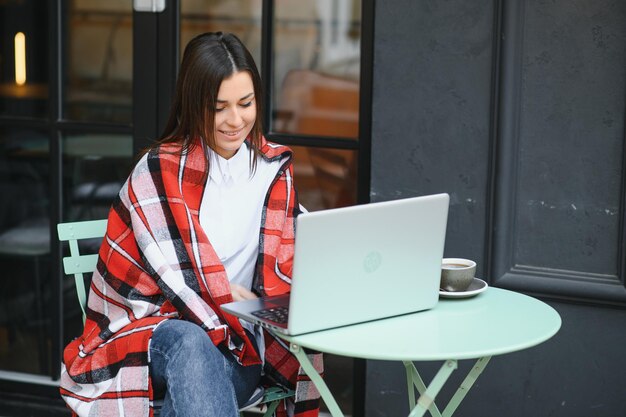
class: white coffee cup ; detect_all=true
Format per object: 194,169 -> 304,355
440,258 -> 476,292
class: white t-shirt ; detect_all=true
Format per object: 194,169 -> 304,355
198,143 -> 282,361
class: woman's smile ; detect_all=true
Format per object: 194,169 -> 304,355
218,128 -> 244,137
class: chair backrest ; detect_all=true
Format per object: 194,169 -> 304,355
57,219 -> 107,324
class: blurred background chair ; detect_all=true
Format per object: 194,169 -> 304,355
68,155 -> 127,221
273,69 -> 359,209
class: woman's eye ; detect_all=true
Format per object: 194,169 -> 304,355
240,101 -> 253,108
215,107 -> 225,112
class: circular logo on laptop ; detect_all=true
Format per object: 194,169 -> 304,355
363,251 -> 382,273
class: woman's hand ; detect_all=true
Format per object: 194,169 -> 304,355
230,283 -> 258,302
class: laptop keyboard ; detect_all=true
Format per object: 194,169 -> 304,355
251,306 -> 289,324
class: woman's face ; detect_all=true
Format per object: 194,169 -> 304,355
213,70 -> 257,159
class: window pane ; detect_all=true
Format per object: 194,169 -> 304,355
181,0 -> 262,64
62,133 -> 133,221
273,1 -> 361,139
61,133 -> 133,345
291,145 -> 357,211
65,1 -> 133,123
0,1 -> 49,118
0,128 -> 51,375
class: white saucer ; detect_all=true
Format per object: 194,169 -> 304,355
439,278 -> 488,299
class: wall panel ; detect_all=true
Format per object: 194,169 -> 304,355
493,0 -> 626,302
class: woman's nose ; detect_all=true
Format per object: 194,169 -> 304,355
225,107 -> 243,126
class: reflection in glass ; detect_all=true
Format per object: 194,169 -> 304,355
181,0 -> 262,64
62,133 -> 133,221
0,128 -> 51,375
62,133 -> 133,345
65,1 -> 133,123
0,0 -> 49,118
291,145 -> 357,211
273,1 -> 361,139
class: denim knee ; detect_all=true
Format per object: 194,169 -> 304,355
152,320 -> 211,356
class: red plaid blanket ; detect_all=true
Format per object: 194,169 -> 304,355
60,138 -> 322,416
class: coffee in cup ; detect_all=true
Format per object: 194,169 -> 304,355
440,258 -> 476,292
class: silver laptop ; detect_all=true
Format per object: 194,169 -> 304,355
221,193 -> 449,336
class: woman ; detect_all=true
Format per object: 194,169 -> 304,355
60,32 -> 322,417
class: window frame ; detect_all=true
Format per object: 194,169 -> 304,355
260,0 -> 372,205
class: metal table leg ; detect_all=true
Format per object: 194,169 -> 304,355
404,361 -> 444,417
404,357 -> 492,417
291,340 -> 491,417
290,343 -> 345,417
442,357 -> 491,416
406,360 -> 458,417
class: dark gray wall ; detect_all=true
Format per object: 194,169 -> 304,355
366,0 -> 626,416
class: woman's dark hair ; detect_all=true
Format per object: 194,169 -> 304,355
154,32 -> 263,171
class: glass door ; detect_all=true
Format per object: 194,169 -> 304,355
0,4 -> 370,416
0,0 -> 134,382
0,0 -> 53,378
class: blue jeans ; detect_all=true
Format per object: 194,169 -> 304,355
149,320 -> 262,417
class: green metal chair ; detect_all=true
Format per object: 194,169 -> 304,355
58,219 -> 293,416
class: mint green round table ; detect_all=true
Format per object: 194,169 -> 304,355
281,287 -> 561,417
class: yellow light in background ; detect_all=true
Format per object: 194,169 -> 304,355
15,32 -> 26,86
